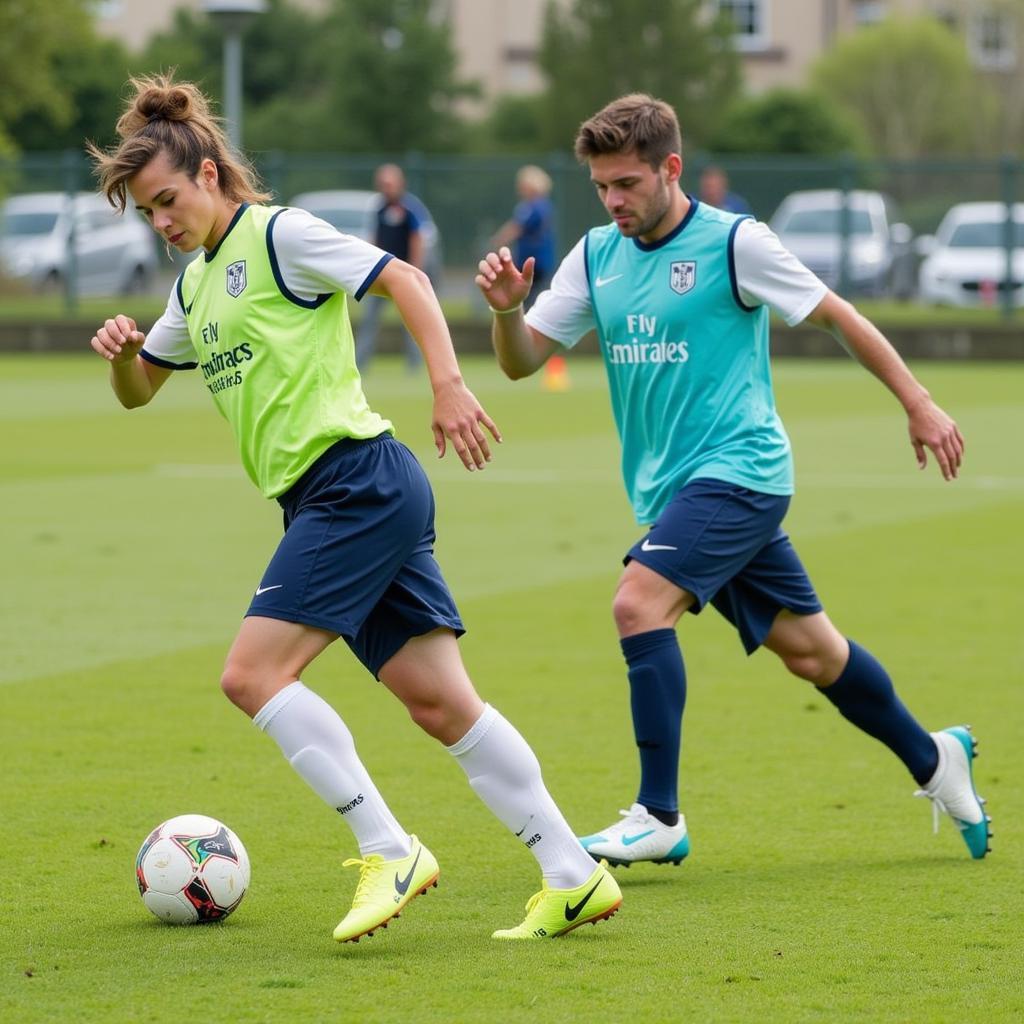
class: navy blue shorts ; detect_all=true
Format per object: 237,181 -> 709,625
247,434 -> 464,676
625,478 -> 822,654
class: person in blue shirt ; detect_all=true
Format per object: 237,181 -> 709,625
490,165 -> 557,310
475,93 -> 989,867
699,164 -> 752,216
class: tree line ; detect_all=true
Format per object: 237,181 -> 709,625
1,0 -> 1019,161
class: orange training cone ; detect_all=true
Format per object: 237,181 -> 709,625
542,355 -> 570,392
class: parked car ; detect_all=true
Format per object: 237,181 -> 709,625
287,189 -> 442,279
0,191 -> 159,295
769,189 -> 914,298
917,202 -> 1024,307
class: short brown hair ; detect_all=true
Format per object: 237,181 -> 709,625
574,94 -> 682,170
87,74 -> 271,212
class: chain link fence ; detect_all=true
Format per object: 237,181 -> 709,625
1,150 -> 1021,317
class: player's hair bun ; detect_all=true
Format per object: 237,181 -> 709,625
116,75 -> 214,139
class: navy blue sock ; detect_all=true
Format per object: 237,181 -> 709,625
820,640 -> 938,785
621,628 -> 686,820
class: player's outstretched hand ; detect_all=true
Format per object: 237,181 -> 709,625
432,379 -> 502,471
475,247 -> 533,313
91,314 -> 145,364
908,397 -> 965,481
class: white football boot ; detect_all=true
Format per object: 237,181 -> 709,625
579,803 -> 690,867
914,726 -> 991,860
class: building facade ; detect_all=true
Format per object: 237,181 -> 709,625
93,0 -> 1018,107
714,0 -> 1018,91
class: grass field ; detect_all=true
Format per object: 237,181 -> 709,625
2,354 -> 1022,1023
0,288 -> 1020,329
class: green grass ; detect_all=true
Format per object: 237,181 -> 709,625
0,290 -> 477,325
851,300 -> 1019,328
2,355 -> 1022,1023
0,289 -> 1017,329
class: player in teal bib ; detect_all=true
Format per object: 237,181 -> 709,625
477,93 -> 989,864
584,200 -> 792,525
87,74 -> 622,943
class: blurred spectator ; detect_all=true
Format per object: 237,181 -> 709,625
490,165 -> 556,311
698,165 -> 752,216
357,163 -> 424,371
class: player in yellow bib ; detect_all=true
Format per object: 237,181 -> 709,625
88,75 -> 620,942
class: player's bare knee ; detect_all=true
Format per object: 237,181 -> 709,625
612,586 -> 648,634
219,662 -> 251,707
781,651 -> 831,685
405,698 -> 448,740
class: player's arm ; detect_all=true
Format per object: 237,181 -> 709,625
407,224 -> 425,271
735,220 -> 964,481
475,246 -> 560,379
489,218 -> 523,250
805,291 -> 964,480
275,207 -> 499,469
90,313 -> 172,408
368,258 -> 501,469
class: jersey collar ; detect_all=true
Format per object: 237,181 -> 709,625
632,195 -> 699,252
204,202 -> 251,263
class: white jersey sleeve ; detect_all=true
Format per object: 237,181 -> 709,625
270,206 -> 394,302
733,219 -> 828,326
524,237 -> 595,348
141,279 -> 196,369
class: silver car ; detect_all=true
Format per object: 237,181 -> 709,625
0,191 -> 158,295
917,202 -> 1024,308
769,189 -> 913,298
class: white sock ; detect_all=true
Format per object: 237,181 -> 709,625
253,681 -> 410,860
447,704 -> 596,888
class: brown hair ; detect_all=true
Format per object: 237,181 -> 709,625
574,93 -> 682,171
87,74 -> 271,212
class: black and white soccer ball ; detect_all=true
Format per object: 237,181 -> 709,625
136,814 -> 250,924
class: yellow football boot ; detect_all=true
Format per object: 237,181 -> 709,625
333,835 -> 439,943
492,861 -> 621,940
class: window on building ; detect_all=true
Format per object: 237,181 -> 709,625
853,1 -> 888,26
970,7 -> 1016,70
716,0 -> 770,51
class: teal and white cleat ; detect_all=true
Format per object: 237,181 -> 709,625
915,726 -> 991,860
579,803 -> 690,867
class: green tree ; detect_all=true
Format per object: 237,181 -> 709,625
537,0 -> 741,152
9,35 -> 133,152
136,0 -> 323,150
708,88 -> 866,156
467,95 -> 546,154
137,0 -> 474,154
812,16 -> 997,158
0,0 -> 94,153
309,0 -> 477,153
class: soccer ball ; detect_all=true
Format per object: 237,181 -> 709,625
136,814 -> 250,924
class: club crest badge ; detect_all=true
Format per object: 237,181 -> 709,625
669,260 -> 696,295
226,260 -> 247,298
